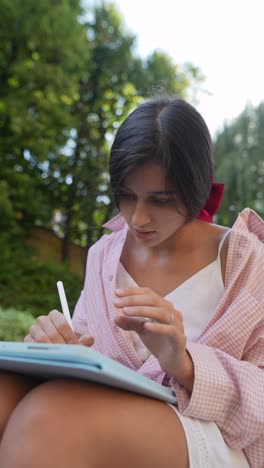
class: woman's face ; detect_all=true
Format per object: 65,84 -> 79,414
118,162 -> 189,248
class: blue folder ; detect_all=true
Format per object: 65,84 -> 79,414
0,341 -> 177,404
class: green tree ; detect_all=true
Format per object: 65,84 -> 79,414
0,0 -> 87,235
130,52 -> 205,101
214,102 -> 264,225
59,3 -> 206,258
0,0 -> 207,324
59,2 -> 140,259
0,0 -> 206,259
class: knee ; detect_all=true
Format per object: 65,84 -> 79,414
0,379 -> 110,467
1,380 -> 73,442
0,371 -> 38,438
1,378 -> 106,438
7,379 -> 81,436
0,380 -> 85,466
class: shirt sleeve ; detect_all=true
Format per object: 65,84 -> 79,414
171,298 -> 264,467
72,289 -> 88,337
71,236 -> 107,337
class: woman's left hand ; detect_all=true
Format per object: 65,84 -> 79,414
113,287 -> 194,389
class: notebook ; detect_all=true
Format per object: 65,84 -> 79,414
0,341 -> 177,404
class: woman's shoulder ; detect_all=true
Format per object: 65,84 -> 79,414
199,221 -> 230,253
206,224 -> 231,284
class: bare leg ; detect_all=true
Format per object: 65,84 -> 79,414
0,371 -> 39,439
0,379 -> 189,468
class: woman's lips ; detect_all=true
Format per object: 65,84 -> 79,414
134,229 -> 156,239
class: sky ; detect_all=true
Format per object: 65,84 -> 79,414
113,0 -> 264,136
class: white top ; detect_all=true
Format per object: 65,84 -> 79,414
116,230 -> 230,362
116,230 -> 249,468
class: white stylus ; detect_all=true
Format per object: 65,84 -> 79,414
56,281 -> 74,330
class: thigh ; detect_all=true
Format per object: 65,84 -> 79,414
0,379 -> 189,468
0,371 -> 40,437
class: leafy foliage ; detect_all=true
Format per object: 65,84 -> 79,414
0,0 -> 204,255
0,307 -> 35,341
130,53 -> 205,101
0,0 -> 207,331
214,102 -> 264,225
0,0 -> 87,237
0,237 -> 83,317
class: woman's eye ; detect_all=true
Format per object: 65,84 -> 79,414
153,198 -> 174,206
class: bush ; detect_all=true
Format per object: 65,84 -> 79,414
0,307 -> 35,341
0,238 -> 84,318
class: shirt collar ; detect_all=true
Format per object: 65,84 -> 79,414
103,213 -> 126,232
233,208 -> 264,241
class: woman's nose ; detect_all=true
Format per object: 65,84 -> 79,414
131,201 -> 151,227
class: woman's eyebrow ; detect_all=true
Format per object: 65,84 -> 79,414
120,186 -> 176,195
147,191 -> 177,195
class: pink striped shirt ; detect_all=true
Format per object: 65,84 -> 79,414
72,208 -> 264,468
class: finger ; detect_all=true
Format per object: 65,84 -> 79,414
77,335 -> 95,347
115,287 -> 151,296
34,314 -> 66,344
48,310 -> 78,344
114,315 -> 146,333
24,334 -> 37,343
143,321 -> 185,338
114,289 -> 182,317
32,311 -> 77,344
114,287 -> 156,298
114,293 -> 162,309
27,323 -> 53,343
122,306 -> 173,324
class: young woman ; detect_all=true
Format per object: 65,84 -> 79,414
0,97 -> 263,468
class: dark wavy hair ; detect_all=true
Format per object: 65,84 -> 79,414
109,96 -> 214,219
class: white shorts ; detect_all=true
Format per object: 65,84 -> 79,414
167,405 -> 250,468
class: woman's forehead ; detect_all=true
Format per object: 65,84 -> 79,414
122,165 -> 177,197
123,162 -> 169,186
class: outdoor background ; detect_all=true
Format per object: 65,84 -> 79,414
0,0 -> 263,340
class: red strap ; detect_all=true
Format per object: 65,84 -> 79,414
197,182 -> 225,223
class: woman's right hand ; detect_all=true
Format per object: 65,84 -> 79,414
24,310 -> 94,347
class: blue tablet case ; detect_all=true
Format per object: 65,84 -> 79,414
0,342 -> 177,404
